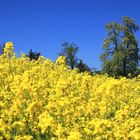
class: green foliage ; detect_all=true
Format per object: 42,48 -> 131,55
0,44 -> 4,55
26,49 -> 41,61
136,68 -> 140,76
58,42 -> 92,73
76,59 -> 91,73
59,42 -> 79,69
100,16 -> 139,78
92,67 -> 102,75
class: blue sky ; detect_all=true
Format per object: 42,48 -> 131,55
0,0 -> 140,69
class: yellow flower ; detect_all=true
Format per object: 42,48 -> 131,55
15,135 -> 33,140
129,128 -> 140,139
67,130 -> 82,140
38,113 -> 53,134
4,42 -> 14,53
12,121 -> 26,133
55,56 -> 66,66
0,41 -> 139,139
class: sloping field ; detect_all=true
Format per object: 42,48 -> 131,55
0,42 -> 140,139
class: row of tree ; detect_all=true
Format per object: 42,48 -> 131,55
0,16 -> 140,78
24,42 -> 92,74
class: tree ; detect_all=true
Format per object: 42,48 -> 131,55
100,16 -> 139,77
0,43 -> 5,55
100,22 -> 123,76
121,16 -> 139,77
26,49 -> 41,61
59,42 -> 92,73
76,59 -> 91,73
59,42 -> 79,69
136,68 -> 140,76
92,67 -> 102,75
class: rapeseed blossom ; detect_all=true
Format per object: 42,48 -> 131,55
0,42 -> 140,139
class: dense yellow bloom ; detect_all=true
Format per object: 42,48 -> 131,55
38,112 -> 54,134
67,130 -> 82,140
4,42 -> 14,52
0,42 -> 140,139
15,135 -> 33,140
3,42 -> 14,57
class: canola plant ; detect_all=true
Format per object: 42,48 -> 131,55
0,42 -> 140,140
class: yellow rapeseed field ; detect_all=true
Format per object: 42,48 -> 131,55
0,42 -> 140,140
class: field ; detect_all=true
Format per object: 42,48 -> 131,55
0,42 -> 140,139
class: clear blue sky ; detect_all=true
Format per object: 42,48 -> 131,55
0,0 -> 140,69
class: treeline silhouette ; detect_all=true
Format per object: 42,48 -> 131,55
1,16 -> 140,78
